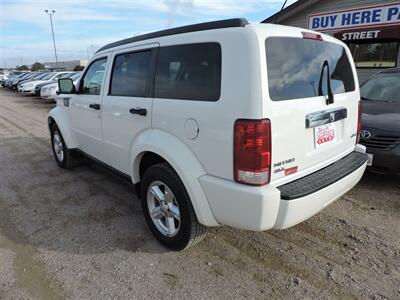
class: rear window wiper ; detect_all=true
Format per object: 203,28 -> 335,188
318,60 -> 334,105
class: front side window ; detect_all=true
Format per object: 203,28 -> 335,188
266,37 -> 355,101
348,42 -> 399,68
155,43 -> 221,101
81,58 -> 107,95
361,73 -> 400,102
110,50 -> 152,97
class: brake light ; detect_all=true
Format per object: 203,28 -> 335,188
302,31 -> 323,41
357,101 -> 362,143
234,119 -> 271,186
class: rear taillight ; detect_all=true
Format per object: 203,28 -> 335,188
234,119 -> 271,186
356,101 -> 362,144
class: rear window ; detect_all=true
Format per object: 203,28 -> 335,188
266,37 -> 355,101
154,43 -> 221,101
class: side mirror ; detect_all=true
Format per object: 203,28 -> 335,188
58,78 -> 76,94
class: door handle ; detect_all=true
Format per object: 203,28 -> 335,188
89,103 -> 101,110
129,107 -> 147,116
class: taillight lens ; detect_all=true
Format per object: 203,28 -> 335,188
302,31 -> 323,41
357,101 -> 362,143
234,119 -> 271,186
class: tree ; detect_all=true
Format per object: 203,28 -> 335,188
31,62 -> 45,71
73,65 -> 85,71
16,65 -> 29,70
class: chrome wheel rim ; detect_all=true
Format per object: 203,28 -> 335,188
53,131 -> 64,162
147,181 -> 181,237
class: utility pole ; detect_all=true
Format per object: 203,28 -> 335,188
44,10 -> 58,63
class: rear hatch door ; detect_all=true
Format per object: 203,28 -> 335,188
263,32 -> 360,184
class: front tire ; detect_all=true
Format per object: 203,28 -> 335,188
50,123 -> 77,169
140,163 -> 207,250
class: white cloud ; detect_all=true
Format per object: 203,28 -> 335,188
0,0 -> 298,67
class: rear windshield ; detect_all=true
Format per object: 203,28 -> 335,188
266,37 -> 355,101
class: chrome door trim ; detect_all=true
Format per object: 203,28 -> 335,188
305,107 -> 347,128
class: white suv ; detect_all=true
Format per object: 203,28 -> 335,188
49,19 -> 368,250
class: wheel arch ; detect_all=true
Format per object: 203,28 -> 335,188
48,106 -> 79,149
130,129 -> 219,227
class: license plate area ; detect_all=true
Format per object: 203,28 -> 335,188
367,153 -> 373,166
314,122 -> 337,149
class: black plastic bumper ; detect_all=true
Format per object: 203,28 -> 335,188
365,147 -> 400,175
278,151 -> 368,200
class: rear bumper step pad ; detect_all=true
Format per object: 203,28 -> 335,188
278,151 -> 368,200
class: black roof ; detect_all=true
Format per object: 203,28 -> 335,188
96,18 -> 249,53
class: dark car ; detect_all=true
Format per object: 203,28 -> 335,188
4,72 -> 30,88
9,72 -> 34,90
360,68 -> 400,175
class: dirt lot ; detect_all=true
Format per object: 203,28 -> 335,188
0,88 -> 399,299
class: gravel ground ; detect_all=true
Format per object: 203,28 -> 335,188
0,88 -> 399,300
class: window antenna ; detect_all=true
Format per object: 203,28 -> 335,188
275,0 -> 288,24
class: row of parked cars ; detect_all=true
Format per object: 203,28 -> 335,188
1,71 -> 81,101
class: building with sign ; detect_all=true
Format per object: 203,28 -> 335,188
263,0 -> 400,83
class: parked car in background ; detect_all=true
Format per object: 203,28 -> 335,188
5,72 -> 31,89
360,68 -> 400,175
18,72 -> 73,95
41,72 -> 81,100
34,72 -> 76,96
0,72 -> 10,86
50,19 -> 368,250
0,72 -> 9,81
17,72 -> 48,87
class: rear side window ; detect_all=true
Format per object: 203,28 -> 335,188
154,43 -> 221,101
110,50 -> 152,97
266,37 -> 355,101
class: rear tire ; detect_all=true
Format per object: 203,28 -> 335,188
140,163 -> 207,250
50,123 -> 77,169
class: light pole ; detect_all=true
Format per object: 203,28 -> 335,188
44,9 -> 58,63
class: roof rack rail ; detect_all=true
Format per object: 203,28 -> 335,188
96,18 -> 249,53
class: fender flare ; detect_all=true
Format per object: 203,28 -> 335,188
48,106 -> 79,149
130,129 -> 219,227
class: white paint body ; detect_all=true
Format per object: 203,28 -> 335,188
49,23 -> 367,230
40,82 -> 58,100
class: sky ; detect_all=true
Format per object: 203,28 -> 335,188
0,0 -> 297,68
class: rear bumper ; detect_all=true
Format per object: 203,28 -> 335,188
199,150 -> 368,231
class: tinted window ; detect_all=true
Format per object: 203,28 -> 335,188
155,43 -> 221,101
34,73 -> 49,80
41,73 -> 55,80
361,73 -> 400,102
81,58 -> 107,95
69,72 -> 81,81
266,37 -> 355,101
110,50 -> 152,97
61,72 -> 76,78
